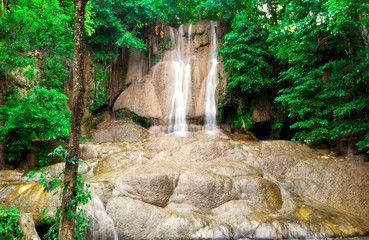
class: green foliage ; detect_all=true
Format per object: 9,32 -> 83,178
231,110 -> 254,130
80,135 -> 90,143
213,0 -> 369,149
87,0 -> 168,49
89,64 -> 108,113
153,39 -> 172,64
132,113 -> 151,128
37,142 -> 51,168
27,146 -> 91,240
219,9 -> 273,93
196,0 -> 249,20
164,0 -> 202,23
115,110 -> 127,120
0,0 -> 74,91
269,0 -> 369,150
0,87 -> 70,165
217,4 -> 275,132
0,206 -> 23,240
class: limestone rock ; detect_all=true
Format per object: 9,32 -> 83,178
153,210 -> 236,239
112,20 -> 223,123
169,170 -> 238,212
235,176 -> 283,210
285,158 -> 369,215
200,158 -> 263,178
1,137 -> 369,239
211,200 -> 276,237
106,197 -> 167,239
252,203 -> 369,239
164,139 -> 239,164
80,142 -> 128,160
92,153 -> 133,175
112,169 -> 179,207
125,48 -> 148,86
89,120 -> 148,143
0,170 -> 27,182
241,140 -> 315,175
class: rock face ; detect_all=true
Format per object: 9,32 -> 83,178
113,21 -> 228,124
88,120 -> 148,143
1,136 -> 369,239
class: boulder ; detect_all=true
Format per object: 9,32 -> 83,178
285,158 -> 369,215
235,176 -> 283,210
169,170 -> 238,212
211,200 -> 276,237
89,121 -> 148,143
152,210 -> 236,239
106,197 -> 167,239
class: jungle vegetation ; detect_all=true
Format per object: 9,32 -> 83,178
0,0 -> 368,168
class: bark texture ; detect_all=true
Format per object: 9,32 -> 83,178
58,0 -> 88,239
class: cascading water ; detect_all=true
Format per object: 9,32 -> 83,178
204,21 -> 219,134
87,198 -> 118,240
167,24 -> 192,137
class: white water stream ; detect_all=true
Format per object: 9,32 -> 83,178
88,198 -> 118,240
166,22 -> 219,136
167,24 -> 192,137
204,21 -> 219,134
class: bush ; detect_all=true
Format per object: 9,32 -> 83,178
0,87 -> 71,165
0,206 -> 23,239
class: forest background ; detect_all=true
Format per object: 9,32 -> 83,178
0,0 -> 369,167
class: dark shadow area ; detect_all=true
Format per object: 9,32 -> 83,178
279,119 -> 298,140
36,224 -> 53,239
250,121 -> 271,140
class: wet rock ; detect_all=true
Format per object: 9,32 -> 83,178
0,136 -> 368,239
80,142 -> 128,160
112,20 -> 226,123
0,170 -> 27,182
85,198 -> 118,240
112,169 -> 179,207
89,121 -> 148,143
169,170 -> 238,212
252,204 -> 369,239
106,197 -> 167,239
211,200 -> 276,237
0,183 -> 60,225
235,176 -> 283,210
152,210 -> 236,239
166,139 -> 238,164
285,158 -> 369,215
200,158 -> 263,178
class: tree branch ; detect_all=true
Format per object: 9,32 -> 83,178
314,35 -> 333,53
0,0 -> 9,18
7,19 -> 24,36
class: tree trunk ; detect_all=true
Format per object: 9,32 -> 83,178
58,0 -> 88,239
0,79 -> 6,169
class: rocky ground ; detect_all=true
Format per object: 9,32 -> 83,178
1,122 -> 369,239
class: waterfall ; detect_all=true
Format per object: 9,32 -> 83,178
205,21 -> 219,134
167,24 -> 192,137
87,198 -> 118,240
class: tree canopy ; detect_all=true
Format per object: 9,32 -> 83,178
0,0 -> 368,165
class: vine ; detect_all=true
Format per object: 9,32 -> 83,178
27,146 -> 91,240
88,64 -> 108,113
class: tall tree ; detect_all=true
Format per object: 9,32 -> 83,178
58,0 -> 89,239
